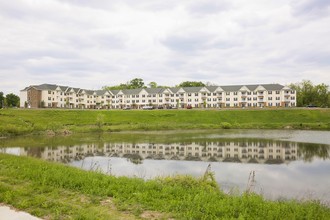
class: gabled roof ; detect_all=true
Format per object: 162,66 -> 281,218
122,88 -> 144,95
220,85 -> 243,92
262,84 -> 284,91
205,86 -> 219,93
20,86 -> 30,91
35,84 -> 58,91
145,88 -> 165,94
95,90 -> 108,96
110,90 -> 120,95
169,87 -> 181,93
83,90 -> 95,95
182,87 -> 203,93
59,86 -> 69,91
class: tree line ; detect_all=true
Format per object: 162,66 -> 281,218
103,78 -> 329,108
289,80 -> 329,107
102,78 -> 208,90
0,92 -> 20,108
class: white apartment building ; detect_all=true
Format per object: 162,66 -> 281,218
20,83 -> 296,109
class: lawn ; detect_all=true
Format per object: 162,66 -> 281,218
1,153 -> 329,219
1,108 -> 330,136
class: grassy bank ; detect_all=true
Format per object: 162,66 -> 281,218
1,108 -> 330,136
1,153 -> 329,219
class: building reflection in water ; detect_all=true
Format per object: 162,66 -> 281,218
6,139 -> 303,165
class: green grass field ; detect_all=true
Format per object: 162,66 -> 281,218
1,108 -> 330,136
1,153 -> 329,219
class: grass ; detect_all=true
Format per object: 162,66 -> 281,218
1,153 -> 329,219
0,108 -> 330,136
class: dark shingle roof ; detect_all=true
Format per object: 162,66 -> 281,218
182,87 -> 203,93
122,88 -> 144,95
145,88 -> 165,94
35,84 -> 58,91
205,86 -> 219,92
169,88 -> 181,93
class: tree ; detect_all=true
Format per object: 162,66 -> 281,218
148,81 -> 158,88
0,92 -> 4,108
289,80 -> 329,107
102,78 -> 146,90
129,78 -> 145,89
5,93 -> 20,107
177,81 -> 206,87
314,83 -> 329,107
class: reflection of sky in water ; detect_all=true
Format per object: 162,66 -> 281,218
71,157 -> 330,204
3,129 -> 330,204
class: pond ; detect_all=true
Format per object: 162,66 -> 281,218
1,129 -> 330,204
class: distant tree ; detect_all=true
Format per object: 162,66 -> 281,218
129,78 -> 145,89
148,81 -> 158,88
314,83 -> 329,107
5,93 -> 20,107
289,80 -> 329,107
102,83 -> 130,90
102,78 -> 146,90
0,92 -> 4,108
177,81 -> 206,87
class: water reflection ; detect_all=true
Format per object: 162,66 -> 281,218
1,132 -> 330,204
2,139 -> 329,164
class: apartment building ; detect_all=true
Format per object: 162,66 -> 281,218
20,83 -> 296,109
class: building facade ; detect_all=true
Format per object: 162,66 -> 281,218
20,83 -> 296,109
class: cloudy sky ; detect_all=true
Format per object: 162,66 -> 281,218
1,0 -> 330,95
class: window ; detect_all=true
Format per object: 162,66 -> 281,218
234,92 -> 238,95
226,92 -> 230,95
276,91 -> 280,94
226,98 -> 230,101
268,91 -> 272,94
234,98 -> 238,101
48,91 -> 51,94
195,93 -> 198,96
268,97 -> 272,100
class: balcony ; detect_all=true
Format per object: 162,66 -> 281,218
258,99 -> 264,102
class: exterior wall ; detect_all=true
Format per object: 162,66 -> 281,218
19,90 -> 27,108
27,88 -> 42,108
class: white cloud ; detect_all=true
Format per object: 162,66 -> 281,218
0,0 -> 329,95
